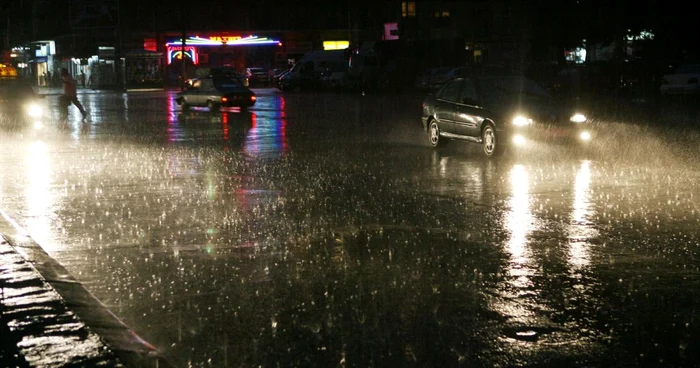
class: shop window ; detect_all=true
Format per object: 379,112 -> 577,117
402,1 -> 415,17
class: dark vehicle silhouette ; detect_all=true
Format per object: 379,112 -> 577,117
421,75 -> 594,157
0,73 -> 47,131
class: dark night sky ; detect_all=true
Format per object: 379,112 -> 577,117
118,0 -> 370,32
3,0 -> 700,61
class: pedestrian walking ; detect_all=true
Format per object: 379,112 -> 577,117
60,68 -> 87,121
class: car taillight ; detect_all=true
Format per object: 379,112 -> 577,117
250,95 -> 256,101
221,97 -> 228,102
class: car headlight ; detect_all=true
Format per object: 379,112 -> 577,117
26,103 -> 43,118
512,115 -> 532,126
580,131 -> 591,141
570,113 -> 586,123
512,134 -> 526,145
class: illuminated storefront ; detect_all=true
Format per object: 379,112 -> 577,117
163,34 -> 282,84
28,40 -> 56,86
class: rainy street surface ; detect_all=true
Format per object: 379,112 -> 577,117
1,88 -> 700,367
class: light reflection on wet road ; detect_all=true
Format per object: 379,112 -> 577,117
2,89 -> 700,366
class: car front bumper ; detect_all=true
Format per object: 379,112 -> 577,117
0,103 -> 48,131
508,123 -> 594,146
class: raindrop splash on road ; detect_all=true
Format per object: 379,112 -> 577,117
2,89 -> 700,366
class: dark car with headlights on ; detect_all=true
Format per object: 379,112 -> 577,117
0,74 -> 47,131
421,75 -> 593,156
176,76 -> 256,112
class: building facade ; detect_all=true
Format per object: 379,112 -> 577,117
394,0 -> 532,70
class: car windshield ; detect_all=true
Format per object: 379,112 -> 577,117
431,67 -> 452,75
213,77 -> 244,91
478,76 -> 552,104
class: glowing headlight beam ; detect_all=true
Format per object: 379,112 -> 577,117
580,131 -> 591,141
570,113 -> 586,123
27,104 -> 43,118
512,134 -> 526,145
512,115 -> 532,126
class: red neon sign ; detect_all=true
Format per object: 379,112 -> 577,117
166,46 -> 198,64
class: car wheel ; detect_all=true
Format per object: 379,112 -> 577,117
428,120 -> 447,148
482,124 -> 504,157
207,100 -> 219,112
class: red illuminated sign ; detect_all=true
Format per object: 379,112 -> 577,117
166,46 -> 198,64
143,38 -> 157,52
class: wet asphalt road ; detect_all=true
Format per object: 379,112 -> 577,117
1,88 -> 700,367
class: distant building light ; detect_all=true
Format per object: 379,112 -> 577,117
433,10 -> 451,18
384,22 -> 399,41
401,1 -> 416,17
144,38 -> 157,52
323,41 -> 350,50
565,47 -> 586,64
626,29 -> 655,41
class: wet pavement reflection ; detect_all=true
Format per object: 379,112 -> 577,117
2,88 -> 700,366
